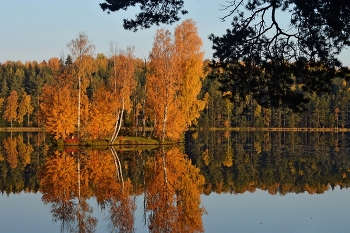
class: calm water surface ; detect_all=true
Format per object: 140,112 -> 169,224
0,131 -> 350,232
1,188 -> 349,233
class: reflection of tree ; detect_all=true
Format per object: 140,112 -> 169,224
17,135 -> 34,165
222,131 -> 233,167
3,136 -> 18,169
2,134 -> 34,169
0,133 -> 44,194
40,151 -> 76,230
40,150 -> 97,232
9,131 -> 350,231
144,147 -> 205,233
88,149 -> 136,233
0,135 -> 24,194
187,131 -> 350,195
108,185 -> 135,233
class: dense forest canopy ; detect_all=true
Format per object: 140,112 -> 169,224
1,53 -> 350,138
98,0 -> 350,110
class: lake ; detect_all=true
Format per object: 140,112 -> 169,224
0,131 -> 350,232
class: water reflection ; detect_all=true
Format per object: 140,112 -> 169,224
144,147 -> 205,233
5,133 -> 204,232
186,131 -> 350,195
1,132 -> 350,232
40,150 -> 98,232
0,133 -> 44,194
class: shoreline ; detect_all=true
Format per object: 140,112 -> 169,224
0,127 -> 46,132
1,127 -> 350,133
191,127 -> 350,132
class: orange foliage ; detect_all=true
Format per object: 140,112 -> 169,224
147,28 -> 182,141
110,47 -> 137,111
147,19 -> 204,141
87,149 -> 136,232
17,135 -> 33,165
3,136 -> 18,169
85,86 -> 117,139
174,19 -> 205,126
48,57 -> 60,72
40,85 -> 77,139
3,90 -> 18,127
17,93 -> 34,126
40,151 -> 79,201
144,147 -> 205,233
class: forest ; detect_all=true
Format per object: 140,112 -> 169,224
0,19 -> 350,144
0,19 -> 205,143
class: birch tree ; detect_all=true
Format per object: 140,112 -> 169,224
147,19 -> 204,142
67,32 -> 95,139
174,19 -> 205,127
109,47 -> 136,144
147,28 -> 180,142
17,93 -> 34,126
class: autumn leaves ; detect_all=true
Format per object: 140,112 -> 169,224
40,147 -> 205,232
1,91 -> 34,128
39,19 -> 205,143
148,19 -> 205,142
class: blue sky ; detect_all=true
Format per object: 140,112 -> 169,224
1,0 -> 349,65
0,0 -> 231,63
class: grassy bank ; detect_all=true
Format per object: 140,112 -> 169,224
60,136 -> 161,149
0,127 -> 46,132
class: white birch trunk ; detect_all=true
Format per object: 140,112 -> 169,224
161,88 -> 169,143
77,76 -> 81,139
111,147 -> 124,191
110,98 -> 125,144
110,109 -> 121,144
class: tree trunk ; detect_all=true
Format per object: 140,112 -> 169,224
110,98 -> 125,144
77,76 -> 81,139
111,147 -> 124,191
161,89 -> 169,143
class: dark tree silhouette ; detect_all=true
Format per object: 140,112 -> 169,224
99,0 -> 350,110
209,0 -> 350,110
99,0 -> 188,31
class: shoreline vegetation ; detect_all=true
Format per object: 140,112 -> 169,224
194,127 -> 350,132
2,29 -> 350,146
59,136 -> 162,149
1,127 -> 350,148
2,126 -> 350,133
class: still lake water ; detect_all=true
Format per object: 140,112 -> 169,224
0,131 -> 350,232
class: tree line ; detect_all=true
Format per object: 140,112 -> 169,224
0,19 -> 205,143
0,19 -> 350,143
197,69 -> 350,129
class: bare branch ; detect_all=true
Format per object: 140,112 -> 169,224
220,0 -> 245,22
